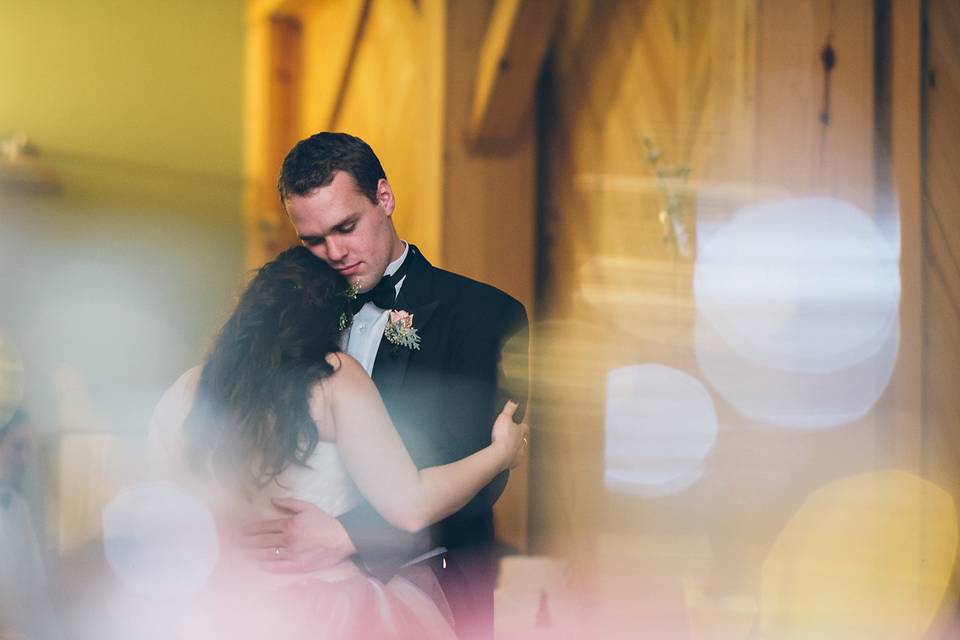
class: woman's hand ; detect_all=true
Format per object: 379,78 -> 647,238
491,400 -> 530,470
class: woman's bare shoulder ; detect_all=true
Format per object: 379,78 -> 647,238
312,353 -> 375,440
323,351 -> 370,386
153,366 -> 202,425
175,365 -> 203,393
148,365 -> 203,473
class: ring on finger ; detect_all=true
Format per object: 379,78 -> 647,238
274,546 -> 281,557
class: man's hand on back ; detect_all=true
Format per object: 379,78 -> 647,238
242,497 -> 357,573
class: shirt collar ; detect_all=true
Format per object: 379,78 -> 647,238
383,241 -> 409,279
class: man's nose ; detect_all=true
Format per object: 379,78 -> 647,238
325,237 -> 347,262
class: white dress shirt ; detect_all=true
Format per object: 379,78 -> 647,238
343,242 -> 409,373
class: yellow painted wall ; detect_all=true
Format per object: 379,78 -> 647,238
0,0 -> 246,552
0,0 -> 244,201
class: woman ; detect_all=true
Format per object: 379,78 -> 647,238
149,246 -> 528,639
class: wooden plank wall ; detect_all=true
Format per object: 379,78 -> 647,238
923,0 -> 960,624
530,5 -> 790,610
530,2 -> 942,626
754,0 -> 877,210
533,0 -> 777,550
924,0 -> 960,518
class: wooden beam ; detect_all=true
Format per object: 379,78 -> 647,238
446,0 -> 539,550
325,0 -> 373,129
467,0 -> 558,151
889,0 -> 923,471
244,5 -> 303,269
249,0 -> 308,22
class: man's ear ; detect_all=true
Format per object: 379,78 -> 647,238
377,178 -> 396,216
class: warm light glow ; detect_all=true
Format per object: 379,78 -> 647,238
758,471 -> 958,639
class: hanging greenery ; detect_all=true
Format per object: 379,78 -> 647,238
643,136 -> 692,258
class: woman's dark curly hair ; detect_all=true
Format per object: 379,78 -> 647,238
183,246 -> 351,491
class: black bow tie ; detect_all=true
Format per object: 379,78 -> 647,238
350,255 -> 411,314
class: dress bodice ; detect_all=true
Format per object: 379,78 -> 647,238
261,441 -> 362,518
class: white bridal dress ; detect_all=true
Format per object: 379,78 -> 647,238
147,369 -> 456,640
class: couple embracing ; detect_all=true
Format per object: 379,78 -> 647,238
149,132 -> 530,640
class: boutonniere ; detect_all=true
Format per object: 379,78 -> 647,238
384,310 -> 421,351
338,282 -> 362,331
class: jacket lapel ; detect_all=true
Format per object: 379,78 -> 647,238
371,245 -> 439,404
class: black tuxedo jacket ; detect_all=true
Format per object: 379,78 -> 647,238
338,244 -> 529,580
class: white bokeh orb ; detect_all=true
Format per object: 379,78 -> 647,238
695,311 -> 898,429
693,197 -> 900,428
605,364 -> 718,497
102,482 -> 219,597
694,197 -> 899,375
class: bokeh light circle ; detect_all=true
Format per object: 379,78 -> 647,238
605,364 -> 718,496
759,471 -> 958,639
694,197 -> 899,375
693,198 -> 900,428
102,482 -> 219,597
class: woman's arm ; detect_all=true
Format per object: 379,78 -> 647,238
321,353 -> 527,533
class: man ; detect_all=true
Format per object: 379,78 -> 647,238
0,409 -> 62,640
245,132 -> 529,639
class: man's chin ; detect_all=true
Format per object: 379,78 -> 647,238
352,277 -> 378,294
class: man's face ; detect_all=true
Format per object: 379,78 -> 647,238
0,422 -> 32,487
285,171 -> 401,293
